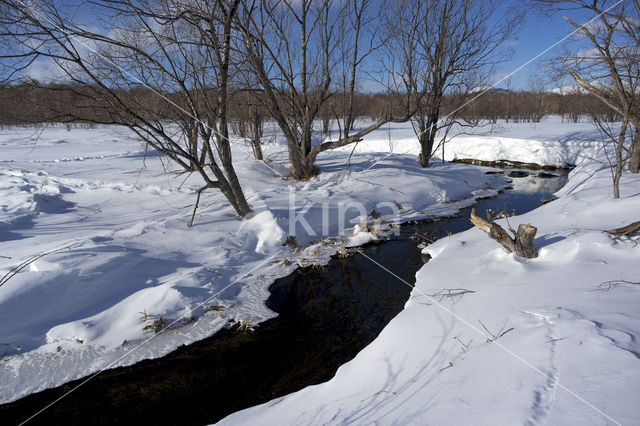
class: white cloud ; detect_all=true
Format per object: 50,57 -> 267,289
26,57 -> 69,82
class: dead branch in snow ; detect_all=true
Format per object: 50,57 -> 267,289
0,244 -> 78,288
478,319 -> 514,343
429,288 -> 476,303
604,220 -> 640,239
597,279 -> 640,291
470,208 -> 538,258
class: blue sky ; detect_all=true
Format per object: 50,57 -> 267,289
23,0 -> 600,92
494,3 -> 596,90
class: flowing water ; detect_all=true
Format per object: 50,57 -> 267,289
0,169 -> 569,426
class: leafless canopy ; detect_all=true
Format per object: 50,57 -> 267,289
534,0 -> 640,194
386,0 -> 522,167
235,0 -> 413,179
0,0 -> 252,218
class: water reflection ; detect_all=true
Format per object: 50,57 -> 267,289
509,170 -> 568,194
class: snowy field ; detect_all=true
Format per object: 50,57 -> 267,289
1,117 -> 638,424
0,120 -> 500,402
335,115 -> 603,168
220,123 -> 640,424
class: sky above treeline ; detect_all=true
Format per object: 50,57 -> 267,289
21,0 -> 598,92
498,1 -> 595,90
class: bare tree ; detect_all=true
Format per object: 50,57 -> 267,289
0,0 -> 253,219
229,88 -> 265,161
388,0 -> 522,168
336,0 -> 383,139
535,0 -> 640,178
236,0 -> 411,180
598,116 -> 631,197
527,73 -> 551,123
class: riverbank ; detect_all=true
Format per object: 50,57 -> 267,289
0,123 -> 500,403
220,160 -> 640,424
336,115 -> 602,168
0,169 -> 567,425
0,118 -> 627,414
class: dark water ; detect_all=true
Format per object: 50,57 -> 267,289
0,169 -> 568,426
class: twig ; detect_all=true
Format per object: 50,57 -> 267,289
409,231 -> 437,244
176,170 -> 194,191
438,361 -> 454,373
604,220 -> 640,239
478,319 -> 496,341
0,244 -> 78,288
351,177 -> 406,194
499,327 -> 515,339
596,279 -> 640,291
75,205 -> 101,213
455,336 -> 470,353
189,185 -> 209,227
430,288 -> 476,303
478,319 -> 514,343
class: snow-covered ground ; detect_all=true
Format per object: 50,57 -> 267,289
336,115 -> 602,168
2,117 -> 638,425
220,129 -> 640,424
0,121 -> 499,402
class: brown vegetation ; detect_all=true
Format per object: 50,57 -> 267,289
0,83 -> 618,128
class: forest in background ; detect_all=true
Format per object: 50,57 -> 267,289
0,83 -> 619,128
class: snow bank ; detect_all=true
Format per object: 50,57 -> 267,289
336,115 -> 603,168
220,161 -> 640,425
0,119 -> 625,409
444,134 -> 600,167
237,211 -> 285,254
0,124 -> 500,403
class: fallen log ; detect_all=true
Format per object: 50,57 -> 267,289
470,208 -> 538,258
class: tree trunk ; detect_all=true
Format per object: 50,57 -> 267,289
470,208 -> 538,258
322,116 -> 330,135
417,122 -> 436,168
418,144 -> 430,168
629,131 -> 640,173
251,138 -> 263,161
288,143 -> 317,180
250,109 -> 263,161
226,171 -> 252,217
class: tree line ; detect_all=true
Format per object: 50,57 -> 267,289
0,0 -> 637,215
0,83 -> 620,127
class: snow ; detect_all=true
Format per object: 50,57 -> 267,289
0,122 -> 497,402
219,140 -> 640,424
336,115 -> 602,168
237,211 -> 285,254
2,117 -> 638,425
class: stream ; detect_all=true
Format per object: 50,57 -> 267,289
0,168 -> 569,425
